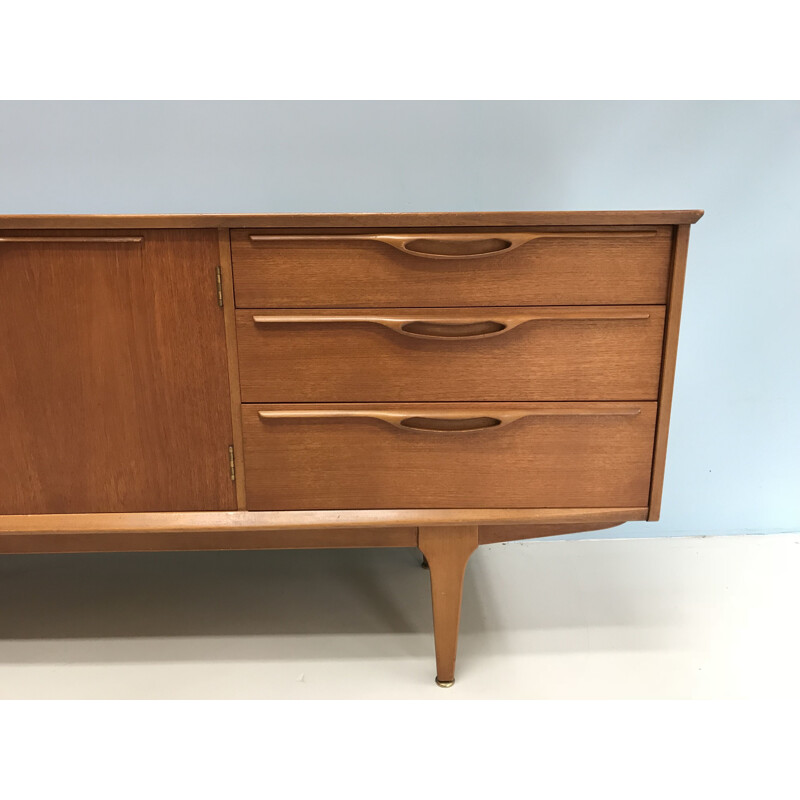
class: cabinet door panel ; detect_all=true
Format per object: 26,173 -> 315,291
0,230 -> 236,514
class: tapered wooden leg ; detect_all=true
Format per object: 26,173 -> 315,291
418,525 -> 479,687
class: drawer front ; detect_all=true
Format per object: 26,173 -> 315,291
242,402 -> 657,510
236,306 -> 666,402
231,228 -> 673,308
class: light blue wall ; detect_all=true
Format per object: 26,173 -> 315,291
1,101 -> 798,537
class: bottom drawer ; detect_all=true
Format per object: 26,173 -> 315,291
242,402 -> 657,511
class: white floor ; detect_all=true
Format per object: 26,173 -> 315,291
0,533 -> 797,699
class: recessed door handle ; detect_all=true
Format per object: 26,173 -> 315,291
248,230 -> 657,260
251,310 -> 651,341
0,236 -> 144,243
257,406 -> 641,432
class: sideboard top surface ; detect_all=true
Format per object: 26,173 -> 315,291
0,210 -> 704,229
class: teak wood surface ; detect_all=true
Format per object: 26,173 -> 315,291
0,211 -> 704,540
237,306 -> 666,402
0,507 -> 645,534
648,224 -> 692,520
230,227 -> 673,308
0,230 -> 236,515
0,211 -> 704,229
242,402 -> 658,511
0,211 -> 702,684
418,525 -> 480,686
217,228 -> 247,509
0,521 -> 630,555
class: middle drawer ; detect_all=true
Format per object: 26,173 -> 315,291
236,306 -> 665,402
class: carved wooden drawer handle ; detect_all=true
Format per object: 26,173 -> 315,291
248,230 -> 657,260
0,236 -> 143,243
257,407 -> 641,432
251,310 -> 651,341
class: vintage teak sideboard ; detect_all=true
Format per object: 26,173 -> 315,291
0,211 -> 702,686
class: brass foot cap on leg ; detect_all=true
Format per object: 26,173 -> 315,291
435,677 -> 455,688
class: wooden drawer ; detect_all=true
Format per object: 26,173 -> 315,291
230,228 -> 673,308
242,402 -> 657,510
236,306 -> 666,402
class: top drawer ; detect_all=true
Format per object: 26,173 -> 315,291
231,227 -> 673,308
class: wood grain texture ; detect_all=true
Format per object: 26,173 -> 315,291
0,235 -> 144,243
242,402 -> 657,510
418,525 -> 479,685
236,306 -> 665,402
218,228 -> 247,509
0,211 -> 705,230
0,211 -> 700,565
231,227 -> 674,308
0,230 -> 236,514
0,522 -> 625,553
648,224 -> 691,520
0,507 -> 648,534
